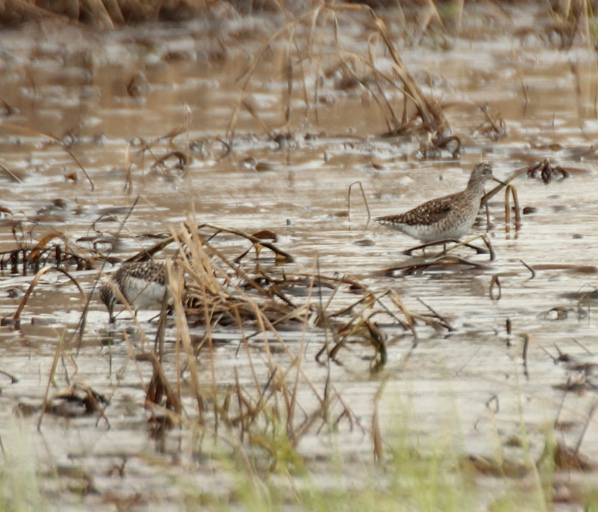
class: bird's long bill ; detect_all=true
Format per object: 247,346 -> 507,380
492,176 -> 507,186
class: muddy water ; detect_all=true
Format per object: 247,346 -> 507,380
1,9 -> 598,510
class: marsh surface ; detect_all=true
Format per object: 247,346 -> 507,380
1,5 -> 598,510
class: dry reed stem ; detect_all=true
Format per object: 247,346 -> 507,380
94,217 -> 437,441
124,329 -> 183,426
135,222 -> 293,266
0,122 -> 95,190
23,233 -> 67,261
328,291 -> 375,320
0,162 -> 22,183
440,233 -> 496,261
575,400 -> 598,454
332,314 -> 388,368
382,254 -> 488,276
333,388 -> 362,433
287,260 -> 321,435
372,300 -> 413,334
1,0 -> 215,26
331,23 -> 406,133
227,9 -> 314,139
231,330 -> 340,444
136,351 -> 181,414
168,260 -> 204,419
489,275 -> 502,301
504,183 -> 522,230
330,14 -> 399,131
388,289 -> 417,336
284,31 -> 295,126
415,296 -> 453,331
37,332 -> 69,430
227,3 -> 450,141
84,0 -> 115,28
172,222 -> 301,422
347,181 -> 371,223
307,4 -> 328,125
232,307 -> 264,398
287,332 -> 306,435
328,309 -> 376,359
242,100 -> 274,138
190,239 -> 297,337
172,226 -> 221,296
365,320 -> 387,368
371,11 -> 450,136
200,223 -> 294,263
289,397 -> 330,446
2,0 -> 63,23
176,232 -> 296,360
372,379 -> 388,462
316,282 -> 453,361
12,266 -> 86,323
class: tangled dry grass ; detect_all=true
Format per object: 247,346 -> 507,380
2,0 -> 212,26
3,0 -> 598,52
2,1 -> 598,509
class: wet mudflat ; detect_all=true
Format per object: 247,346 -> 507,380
1,4 -> 598,510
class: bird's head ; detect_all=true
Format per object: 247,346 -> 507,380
99,282 -> 117,323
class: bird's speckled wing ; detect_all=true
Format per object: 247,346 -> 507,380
118,262 -> 165,285
376,191 -> 459,226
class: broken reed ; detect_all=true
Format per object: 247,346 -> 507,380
125,221 -> 359,447
226,2 -> 457,155
100,219 -> 449,455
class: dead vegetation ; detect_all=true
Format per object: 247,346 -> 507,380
228,2 -> 460,158
3,0 -> 597,52
525,158 -> 571,184
1,0 -> 214,27
6,215 -> 447,452
1,2 -> 598,510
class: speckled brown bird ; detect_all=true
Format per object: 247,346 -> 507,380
99,261 -> 167,323
376,162 -> 494,243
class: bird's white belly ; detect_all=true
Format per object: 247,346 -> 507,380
395,211 -> 479,242
123,277 -> 167,309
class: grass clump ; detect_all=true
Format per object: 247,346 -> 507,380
0,418 -> 47,512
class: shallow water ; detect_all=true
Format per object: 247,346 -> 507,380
1,6 -> 598,509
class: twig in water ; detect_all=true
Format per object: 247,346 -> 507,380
522,333 -> 530,368
504,183 -> 521,233
372,379 -> 388,462
575,400 -> 598,454
520,259 -> 536,280
489,275 -> 502,301
571,338 -> 593,355
0,163 -> 22,183
0,369 -> 18,383
347,181 -> 371,224
416,296 -> 454,331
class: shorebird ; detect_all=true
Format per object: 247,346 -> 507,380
376,162 -> 495,243
99,261 -> 168,323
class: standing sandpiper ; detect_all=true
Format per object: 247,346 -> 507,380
99,261 -> 167,323
376,162 -> 495,243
